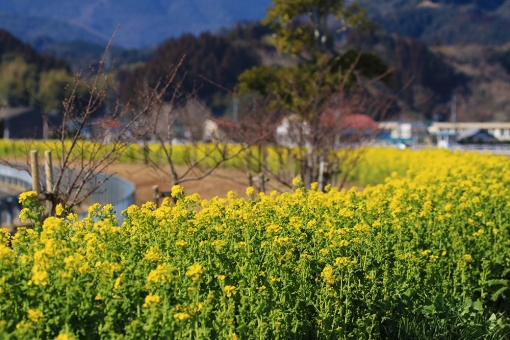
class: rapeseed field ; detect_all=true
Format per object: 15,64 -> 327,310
1,149 -> 509,339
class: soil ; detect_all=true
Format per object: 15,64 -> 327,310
104,163 -> 293,205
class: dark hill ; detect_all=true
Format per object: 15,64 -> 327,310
360,0 -> 510,45
0,29 -> 69,72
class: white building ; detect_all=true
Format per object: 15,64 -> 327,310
377,121 -> 429,143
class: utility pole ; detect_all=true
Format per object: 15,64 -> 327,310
450,94 -> 457,124
233,97 -> 239,123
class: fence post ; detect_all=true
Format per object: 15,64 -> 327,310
318,160 -> 330,192
44,150 -> 53,215
30,150 -> 40,195
259,173 -> 266,193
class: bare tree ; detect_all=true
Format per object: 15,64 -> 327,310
1,36 -> 178,215
237,53 -> 397,193
145,88 -> 274,202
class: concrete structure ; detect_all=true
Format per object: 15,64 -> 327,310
0,164 -> 135,227
0,165 -> 32,226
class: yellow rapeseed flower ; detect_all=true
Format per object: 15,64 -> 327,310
245,186 -> 255,196
186,264 -> 205,278
143,293 -> 160,307
144,246 -> 162,262
338,240 -> 349,247
174,312 -> 191,321
171,185 -> 184,198
27,309 -> 42,323
0,229 -> 10,246
224,285 -> 236,297
55,203 -> 65,217
55,333 -> 75,340
30,266 -> 49,286
321,265 -> 335,284
18,208 -> 31,223
114,276 -> 122,290
146,263 -> 174,284
87,203 -> 101,215
18,191 -> 37,205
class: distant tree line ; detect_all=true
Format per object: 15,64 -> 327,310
0,29 -> 79,111
0,29 -> 69,73
120,25 -> 263,113
348,30 -> 465,120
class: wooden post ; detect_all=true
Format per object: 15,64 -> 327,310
153,185 -> 159,207
260,173 -> 265,193
30,150 -> 40,195
44,151 -> 53,215
332,158 -> 338,187
44,151 -> 53,193
318,160 -> 327,192
247,172 -> 253,188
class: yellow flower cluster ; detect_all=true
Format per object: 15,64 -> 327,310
18,191 -> 37,205
143,293 -> 160,307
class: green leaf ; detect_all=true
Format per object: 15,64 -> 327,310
473,299 -> 483,311
490,286 -> 508,302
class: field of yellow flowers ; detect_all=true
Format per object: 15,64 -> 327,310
1,148 -> 509,339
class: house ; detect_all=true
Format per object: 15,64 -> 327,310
334,113 -> 378,141
435,130 -> 457,148
456,128 -> 499,144
0,107 -> 45,139
428,122 -> 510,142
275,112 -> 378,147
202,118 -> 241,143
148,100 -> 210,143
377,121 -> 430,144
275,114 -> 310,147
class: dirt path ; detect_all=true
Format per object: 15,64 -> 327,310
105,163 -> 292,205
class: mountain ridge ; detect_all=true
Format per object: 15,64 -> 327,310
1,0 -> 510,48
0,0 -> 272,48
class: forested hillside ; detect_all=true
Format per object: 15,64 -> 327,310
120,27 -> 265,113
0,30 -> 68,73
0,30 -> 75,110
360,0 -> 510,45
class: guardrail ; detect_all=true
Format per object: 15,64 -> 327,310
0,165 -> 135,226
77,172 -> 135,221
0,165 -> 32,226
448,144 -> 510,155
405,144 -> 510,155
